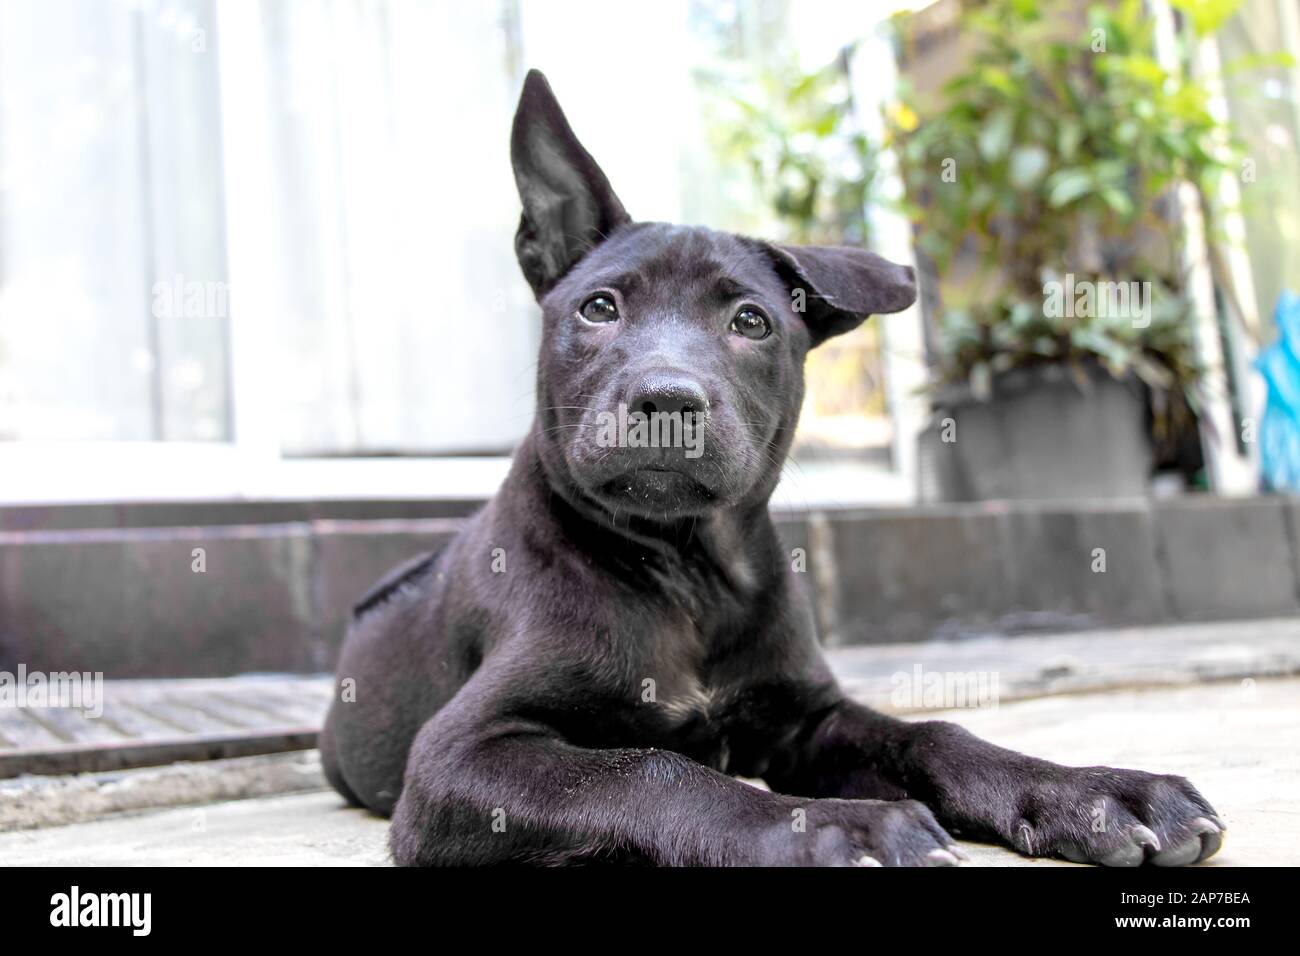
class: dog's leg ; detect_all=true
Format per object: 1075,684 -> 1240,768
389,704 -> 964,866
767,699 -> 1224,866
319,703 -> 364,809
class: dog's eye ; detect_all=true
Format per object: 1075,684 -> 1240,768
579,295 -> 619,324
730,308 -> 771,340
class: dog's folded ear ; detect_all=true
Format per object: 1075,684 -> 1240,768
511,70 -> 631,297
764,243 -> 917,346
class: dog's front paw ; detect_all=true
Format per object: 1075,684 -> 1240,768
1009,767 -> 1224,867
761,798 -> 966,867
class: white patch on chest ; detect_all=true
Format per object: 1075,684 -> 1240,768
662,682 -> 731,773
660,677 -> 716,723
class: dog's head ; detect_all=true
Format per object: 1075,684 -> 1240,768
513,70 -> 916,521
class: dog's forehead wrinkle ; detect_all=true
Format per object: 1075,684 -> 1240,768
713,274 -> 759,298
597,223 -> 765,285
626,260 -> 777,320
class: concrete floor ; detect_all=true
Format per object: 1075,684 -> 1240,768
2,676 -> 1295,866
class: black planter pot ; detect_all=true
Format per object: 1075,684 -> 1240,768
917,363 -> 1153,502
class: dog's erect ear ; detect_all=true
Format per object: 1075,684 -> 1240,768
511,70 -> 630,297
765,243 -> 917,346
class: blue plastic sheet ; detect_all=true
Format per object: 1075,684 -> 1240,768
1256,290 -> 1300,490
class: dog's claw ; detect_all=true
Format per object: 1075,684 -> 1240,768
1194,817 -> 1226,863
925,848 -> 960,867
1152,817 -> 1224,867
1130,825 -> 1161,853
1060,816 -> 1223,867
1196,829 -> 1224,863
1016,822 -> 1035,856
854,855 -> 882,867
947,844 -> 970,862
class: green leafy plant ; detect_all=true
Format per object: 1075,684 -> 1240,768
703,48 -> 890,423
890,0 -> 1260,426
703,46 -> 878,246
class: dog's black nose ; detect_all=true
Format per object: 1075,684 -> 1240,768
628,372 -> 711,420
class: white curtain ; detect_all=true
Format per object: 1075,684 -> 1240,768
0,0 -> 540,454
223,0 -> 536,454
0,0 -> 228,442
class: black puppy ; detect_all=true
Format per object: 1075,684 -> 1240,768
321,70 -> 1224,867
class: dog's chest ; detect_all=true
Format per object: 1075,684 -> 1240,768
623,615 -> 740,771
